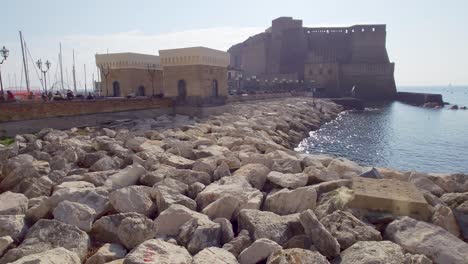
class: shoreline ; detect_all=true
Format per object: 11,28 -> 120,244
0,97 -> 467,263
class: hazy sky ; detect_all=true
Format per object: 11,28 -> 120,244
2,0 -> 468,90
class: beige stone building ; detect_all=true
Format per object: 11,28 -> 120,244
96,53 -> 163,97
96,47 -> 230,102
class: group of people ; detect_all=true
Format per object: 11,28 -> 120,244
40,90 -> 95,101
0,91 -> 16,102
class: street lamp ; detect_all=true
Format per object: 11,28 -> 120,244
36,59 -> 51,94
0,46 -> 10,95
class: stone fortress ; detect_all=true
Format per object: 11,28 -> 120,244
228,17 -> 397,100
95,47 -> 230,103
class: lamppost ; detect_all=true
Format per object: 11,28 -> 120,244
99,64 -> 110,97
147,64 -> 157,97
36,59 -> 51,93
0,46 -> 10,95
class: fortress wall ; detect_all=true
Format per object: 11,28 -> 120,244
350,25 -> 389,63
279,29 -> 308,77
241,34 -> 268,77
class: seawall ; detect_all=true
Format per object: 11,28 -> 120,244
397,91 -> 444,106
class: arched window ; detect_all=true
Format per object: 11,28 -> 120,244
177,80 -> 187,99
112,81 -> 121,97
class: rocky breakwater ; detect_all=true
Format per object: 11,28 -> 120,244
0,97 -> 467,264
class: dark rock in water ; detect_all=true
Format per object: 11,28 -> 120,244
450,105 -> 459,110
360,168 -> 383,179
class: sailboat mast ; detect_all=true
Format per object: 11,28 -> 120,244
59,43 -> 64,91
19,31 -> 30,92
84,64 -> 87,94
72,50 -> 77,93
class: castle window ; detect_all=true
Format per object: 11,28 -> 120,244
372,27 -> 376,32
362,28 -> 365,32
345,29 -> 348,34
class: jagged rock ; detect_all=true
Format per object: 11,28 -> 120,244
239,152 -> 273,168
20,175 -> 54,198
213,218 -> 235,244
123,239 -> 192,264
80,170 -> 118,186
266,171 -> 308,189
0,192 -> 28,215
453,200 -> 468,240
91,212 -> 156,248
299,209 -> 340,259
303,163 -> 329,184
376,167 -> 410,181
409,172 -> 445,196
433,173 -> 468,193
323,158 -> 363,179
192,247 -> 238,264
154,204 -> 212,237
440,192 -> 468,207
385,216 -> 468,264
154,185 -> 196,212
81,152 -> 108,168
9,247 -> 81,264
0,219 -> 90,263
312,179 -> 352,197
431,204 -> 461,237
90,156 -> 120,172
48,187 -> 110,218
217,136 -> 243,149
0,142 -> 19,162
271,155 -> 302,174
187,182 -> 205,199
202,195 -> 240,221
320,210 -> 382,249
103,164 -> 146,190
0,155 -> 50,193
168,169 -> 211,186
161,154 -> 194,169
85,243 -> 126,264
338,241 -> 407,264
177,218 -> 221,254
282,235 -> 312,250
192,156 -> 218,175
194,145 -> 231,159
117,214 -> 157,249
422,191 -> 445,207
196,177 -> 263,217
0,236 -> 14,257
266,248 -> 329,264
315,187 -> 354,219
238,209 -> 303,245
109,185 -> 156,217
360,167 -> 383,179
263,186 -> 317,215
404,253 -> 433,264
0,215 -> 28,242
53,201 -> 96,232
213,162 -> 232,181
54,181 -> 95,192
102,128 -> 117,138
154,177 -> 188,195
238,238 -> 282,264
233,163 -> 270,189
222,229 -> 252,257
166,139 -> 195,159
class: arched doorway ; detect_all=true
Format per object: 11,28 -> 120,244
211,79 -> 219,97
112,81 -> 121,97
136,86 -> 145,96
177,80 -> 187,99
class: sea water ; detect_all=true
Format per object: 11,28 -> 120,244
299,86 -> 468,173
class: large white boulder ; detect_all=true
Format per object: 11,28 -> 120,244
109,186 -> 156,217
263,186 -> 317,215
0,192 -> 28,215
233,164 -> 270,190
266,248 -> 329,264
192,247 -> 238,264
385,216 -> 468,264
84,243 -> 126,264
53,201 -> 96,232
238,238 -> 281,264
154,185 -> 196,212
9,247 -> 81,264
154,204 -> 212,237
0,215 -> 28,242
123,239 -> 192,264
266,171 -> 308,189
103,164 -> 146,190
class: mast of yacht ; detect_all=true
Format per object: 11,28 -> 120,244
19,31 -> 30,92
84,64 -> 87,94
59,43 -> 64,91
72,50 -> 77,93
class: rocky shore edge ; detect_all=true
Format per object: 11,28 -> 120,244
0,97 -> 467,264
